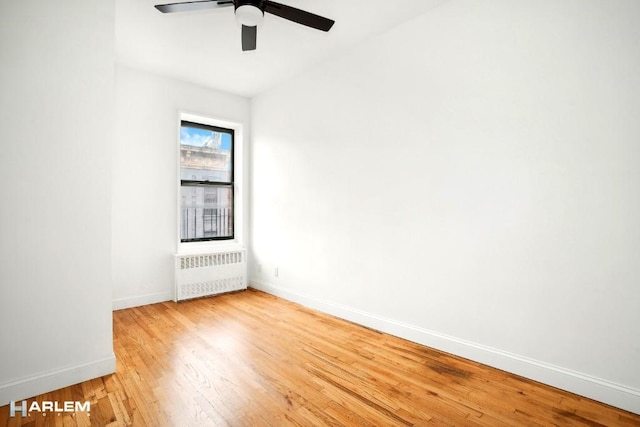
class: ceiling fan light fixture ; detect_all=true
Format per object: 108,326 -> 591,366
235,5 -> 264,27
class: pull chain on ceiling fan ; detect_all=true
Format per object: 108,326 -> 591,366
154,0 -> 335,51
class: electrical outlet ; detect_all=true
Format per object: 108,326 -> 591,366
274,267 -> 279,277
257,264 -> 262,273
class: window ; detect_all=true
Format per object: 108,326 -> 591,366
180,121 -> 234,242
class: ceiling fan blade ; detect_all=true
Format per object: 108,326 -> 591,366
242,25 -> 257,51
263,1 -> 334,32
155,0 -> 233,14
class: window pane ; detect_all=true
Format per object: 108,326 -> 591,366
181,186 -> 233,240
180,123 -> 232,183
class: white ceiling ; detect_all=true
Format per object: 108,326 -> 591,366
115,0 -> 447,97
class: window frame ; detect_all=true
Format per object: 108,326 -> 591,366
180,120 -> 235,243
177,112 -> 244,254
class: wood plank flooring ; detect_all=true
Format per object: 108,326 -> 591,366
1,289 -> 639,426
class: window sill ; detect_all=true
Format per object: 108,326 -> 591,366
177,240 -> 245,255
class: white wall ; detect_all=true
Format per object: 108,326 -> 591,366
251,0 -> 640,413
112,65 -> 250,309
0,0 -> 116,405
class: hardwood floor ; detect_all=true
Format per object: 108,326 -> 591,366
1,289 -> 639,426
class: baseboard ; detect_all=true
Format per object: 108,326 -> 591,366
249,279 -> 640,415
0,354 -> 116,407
112,290 -> 173,310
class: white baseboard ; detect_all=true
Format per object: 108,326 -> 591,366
249,279 -> 640,415
0,354 -> 116,407
112,290 -> 173,311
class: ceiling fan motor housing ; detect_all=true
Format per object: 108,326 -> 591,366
235,0 -> 265,10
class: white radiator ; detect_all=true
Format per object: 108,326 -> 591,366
174,250 -> 247,301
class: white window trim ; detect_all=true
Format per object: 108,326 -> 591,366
177,111 -> 245,255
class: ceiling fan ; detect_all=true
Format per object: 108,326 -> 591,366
154,0 -> 335,51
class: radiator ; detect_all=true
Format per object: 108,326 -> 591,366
174,250 -> 247,301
